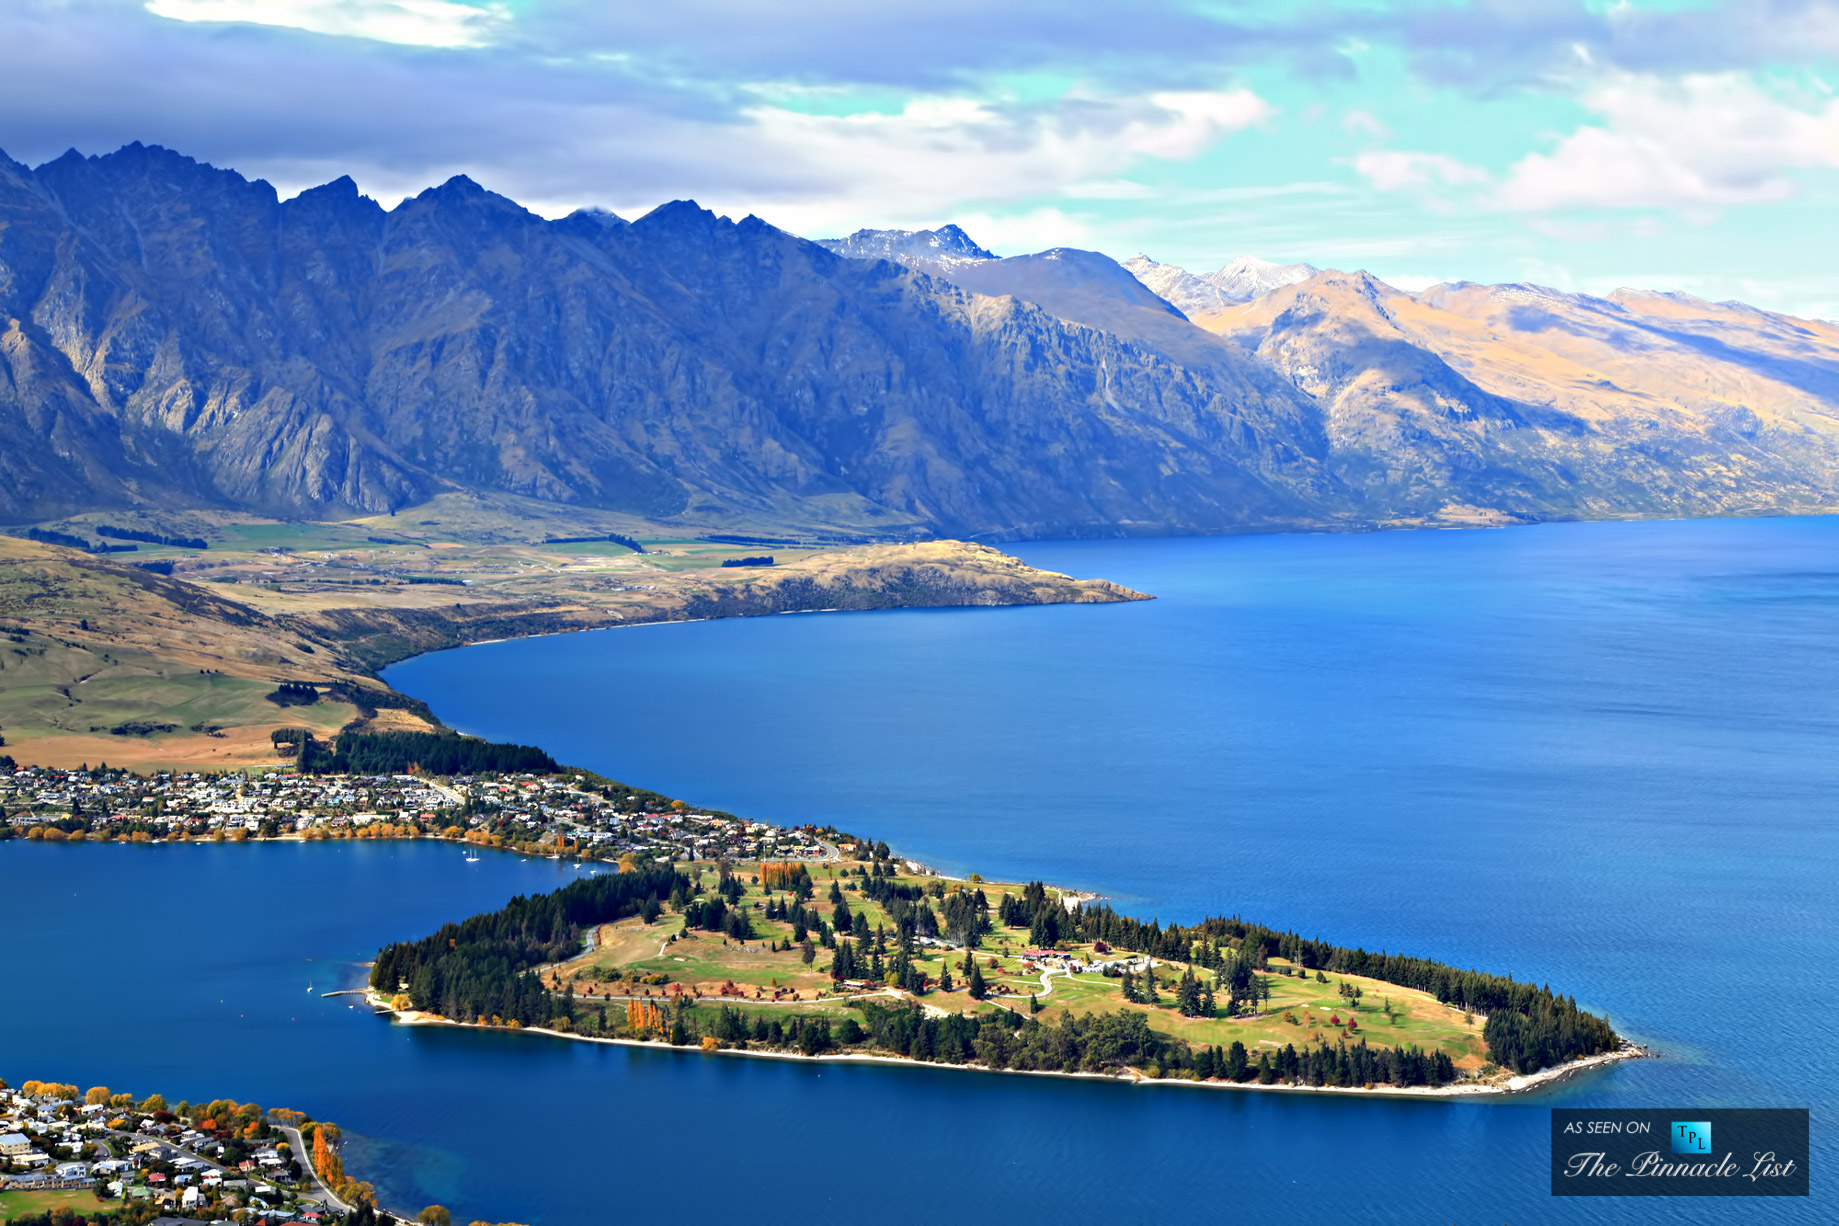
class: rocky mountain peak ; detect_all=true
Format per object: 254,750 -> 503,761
816,224 -> 996,269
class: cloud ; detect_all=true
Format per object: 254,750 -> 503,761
0,1 -> 1278,236
936,208 -> 1099,256
718,88 -> 1274,235
146,0 -> 506,48
1061,179 -> 1157,200
1353,150 -> 1489,192
1398,0 -> 1839,91
1341,108 -> 1390,140
1497,73 -> 1839,211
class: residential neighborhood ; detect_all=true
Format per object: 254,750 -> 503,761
0,1081 -> 337,1224
0,764 -> 839,866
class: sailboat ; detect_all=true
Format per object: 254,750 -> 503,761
306,982 -> 314,994
463,849 -> 480,863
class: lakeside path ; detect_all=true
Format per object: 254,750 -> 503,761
366,991 -> 1652,1100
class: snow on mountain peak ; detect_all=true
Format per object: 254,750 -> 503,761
1204,255 -> 1317,301
816,224 -> 996,269
1124,252 -> 1316,315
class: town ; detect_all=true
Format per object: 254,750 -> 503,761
0,1080 -> 530,1226
1,1079 -> 342,1225
0,762 -> 840,866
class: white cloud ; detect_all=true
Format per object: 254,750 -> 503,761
1061,179 -> 1157,199
1497,72 -> 1839,211
1353,150 -> 1489,192
718,88 -> 1275,232
145,0 -> 505,49
939,208 -> 1099,255
1341,108 -> 1390,140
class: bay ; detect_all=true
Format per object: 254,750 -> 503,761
6,516 -> 1836,1223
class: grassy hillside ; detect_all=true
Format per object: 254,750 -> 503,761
0,536 -> 385,769
0,523 -> 1146,768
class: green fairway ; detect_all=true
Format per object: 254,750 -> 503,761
0,1188 -> 105,1221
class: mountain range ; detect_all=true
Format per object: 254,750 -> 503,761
5,141 -> 1839,539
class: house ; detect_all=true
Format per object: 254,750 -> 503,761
0,1132 -> 31,1157
55,1161 -> 89,1178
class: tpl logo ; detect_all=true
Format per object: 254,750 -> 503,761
1672,1121 -> 1712,1155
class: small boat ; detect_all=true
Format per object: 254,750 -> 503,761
307,982 -> 314,994
463,850 -> 480,863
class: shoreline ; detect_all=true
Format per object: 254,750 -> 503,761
369,992 -> 1653,1100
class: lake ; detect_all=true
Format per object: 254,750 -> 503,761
7,516 -> 1836,1222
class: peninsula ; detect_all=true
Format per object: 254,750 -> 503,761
363,833 -> 1637,1095
0,751 -> 1640,1098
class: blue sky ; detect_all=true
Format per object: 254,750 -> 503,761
8,0 -> 1839,315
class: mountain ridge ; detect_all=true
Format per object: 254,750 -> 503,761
5,143 -> 1839,540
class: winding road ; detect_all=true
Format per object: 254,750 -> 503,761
274,1124 -> 352,1213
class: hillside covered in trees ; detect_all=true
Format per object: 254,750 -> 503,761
371,865 -> 685,1023
1002,883 -> 1618,1074
306,730 -> 558,776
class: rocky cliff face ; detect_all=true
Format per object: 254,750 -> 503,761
0,144 -> 1347,537
5,143 -> 1839,538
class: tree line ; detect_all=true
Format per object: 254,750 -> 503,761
539,533 -> 645,553
8,526 -> 136,553
305,730 -> 559,776
369,865 -> 686,1023
95,523 -> 209,549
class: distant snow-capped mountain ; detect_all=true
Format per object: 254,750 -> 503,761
1210,254 -> 1317,302
817,224 -> 996,270
1123,253 -> 1316,316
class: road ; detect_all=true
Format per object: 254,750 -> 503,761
992,965 -> 1066,1002
105,1129 -> 227,1176
274,1124 -> 352,1213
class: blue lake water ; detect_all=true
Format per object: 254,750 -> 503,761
6,516 -> 1836,1222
